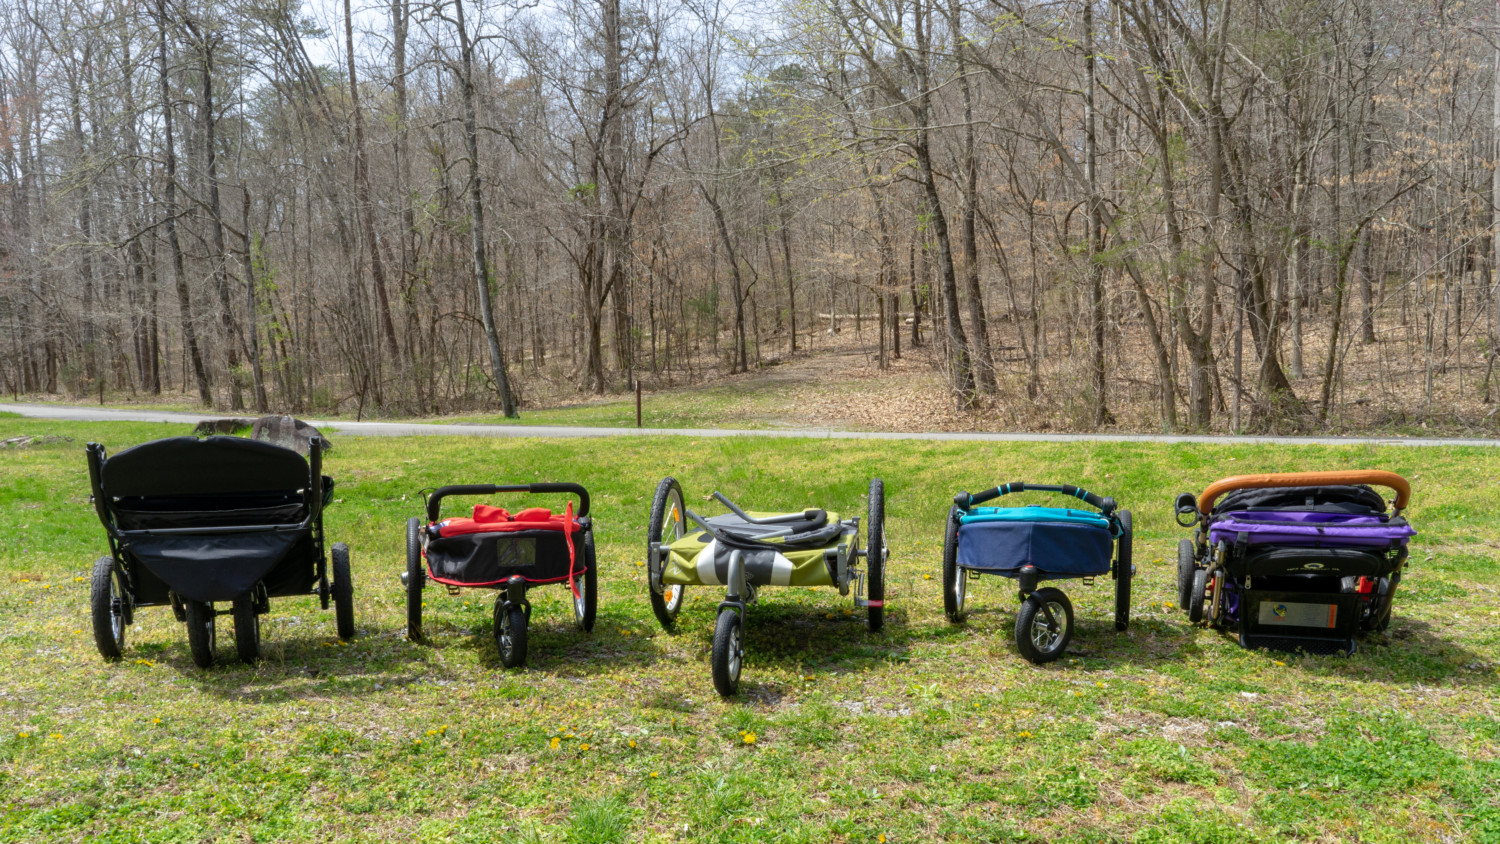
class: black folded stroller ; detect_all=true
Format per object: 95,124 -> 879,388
86,436 -> 354,667
1174,471 -> 1414,655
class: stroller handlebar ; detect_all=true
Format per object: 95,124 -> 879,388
1196,470 -> 1410,514
959,482 -> 1115,515
426,482 -> 590,521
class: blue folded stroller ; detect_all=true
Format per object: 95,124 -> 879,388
942,482 -> 1133,663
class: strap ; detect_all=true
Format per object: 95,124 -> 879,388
564,500 -> 579,600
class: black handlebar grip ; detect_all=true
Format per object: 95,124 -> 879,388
425,483 -> 590,521
526,482 -> 590,518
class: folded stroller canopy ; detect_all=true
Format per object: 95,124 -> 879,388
957,506 -> 1114,579
102,436 -> 310,498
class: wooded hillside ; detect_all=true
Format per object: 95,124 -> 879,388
1,0 -> 1495,432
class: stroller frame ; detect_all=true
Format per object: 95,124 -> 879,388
402,483 -> 596,669
1174,470 -> 1413,655
85,436 -> 353,667
943,482 -> 1133,664
645,477 -> 886,696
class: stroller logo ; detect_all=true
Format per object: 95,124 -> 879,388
1301,563 -> 1324,571
1273,604 -> 1288,619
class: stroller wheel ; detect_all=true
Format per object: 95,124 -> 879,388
331,543 -> 355,640
647,478 -> 689,631
90,556 -> 126,660
711,609 -> 743,697
865,478 -> 886,632
1015,588 -> 1073,664
1176,539 -> 1196,611
184,600 -> 216,668
942,507 -> 967,623
1187,569 -> 1208,624
1114,510 -> 1133,632
495,599 -> 528,669
574,531 -> 598,632
406,517 -> 425,640
232,595 -> 260,663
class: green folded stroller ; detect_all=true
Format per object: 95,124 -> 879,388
644,477 -> 886,696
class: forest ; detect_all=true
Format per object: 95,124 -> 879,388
1,0 -> 1496,433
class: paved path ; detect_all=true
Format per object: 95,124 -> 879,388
4,402 -> 1497,448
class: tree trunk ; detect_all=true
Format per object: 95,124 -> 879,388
452,0 -> 517,416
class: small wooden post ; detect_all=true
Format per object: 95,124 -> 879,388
635,379 -> 642,427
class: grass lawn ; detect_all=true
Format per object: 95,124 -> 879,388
1,419 -> 1498,843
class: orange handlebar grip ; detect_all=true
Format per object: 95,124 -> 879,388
1198,470 -> 1410,514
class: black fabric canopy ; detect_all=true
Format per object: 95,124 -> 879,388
1214,484 -> 1387,516
101,436 -> 310,498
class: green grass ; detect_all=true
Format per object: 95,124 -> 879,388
2,419 -> 1498,842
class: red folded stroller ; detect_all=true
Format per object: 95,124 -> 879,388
401,483 -> 596,667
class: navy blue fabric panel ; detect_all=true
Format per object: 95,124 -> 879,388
956,519 -> 1112,577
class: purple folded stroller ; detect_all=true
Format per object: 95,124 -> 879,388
1173,471 -> 1414,655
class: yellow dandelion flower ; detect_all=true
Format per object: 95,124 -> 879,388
628,739 -> 637,748
1273,660 -> 1286,667
42,584 -> 50,589
580,743 -> 590,751
191,762 -> 199,768
1017,731 -> 1032,738
16,732 -> 30,739
152,718 -> 162,725
549,737 -> 560,750
48,733 -> 61,740
741,732 -> 757,745
803,675 -> 815,681
414,739 -> 422,745
923,574 -> 932,580
1095,681 -> 1104,688
426,729 -> 438,736
74,576 -> 86,583
879,836 -> 887,843
72,630 -> 81,635
649,771 -> 659,778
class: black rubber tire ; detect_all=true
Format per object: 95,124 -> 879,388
865,478 -> 885,632
232,595 -> 260,663
1188,568 -> 1208,624
647,477 -> 688,631
90,556 -> 126,660
406,517 -> 425,641
184,600 -> 216,668
1014,587 -> 1073,665
942,506 -> 966,623
1114,510 -> 1133,632
711,609 -> 743,697
1176,539 -> 1196,611
1364,572 -> 1400,633
331,543 -> 354,640
575,531 -> 598,632
495,600 -> 528,669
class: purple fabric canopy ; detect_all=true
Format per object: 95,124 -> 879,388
1208,510 -> 1414,549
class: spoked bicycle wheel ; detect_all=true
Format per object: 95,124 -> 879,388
1114,510 -> 1133,631
1014,587 -> 1073,664
647,477 -> 688,631
942,506 -> 967,623
405,517 -> 425,641
574,530 -> 598,632
864,478 -> 886,632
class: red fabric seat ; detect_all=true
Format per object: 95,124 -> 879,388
436,504 -> 579,537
